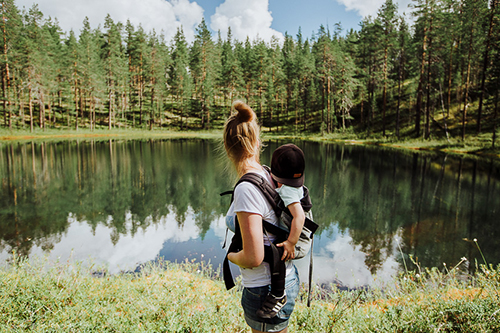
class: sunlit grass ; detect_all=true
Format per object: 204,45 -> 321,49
0,256 -> 245,332
0,128 -> 223,142
1,126 -> 499,158
1,253 -> 499,332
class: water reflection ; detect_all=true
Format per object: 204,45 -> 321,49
1,139 -> 499,288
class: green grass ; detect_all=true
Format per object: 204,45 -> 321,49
1,255 -> 499,332
1,126 -> 499,160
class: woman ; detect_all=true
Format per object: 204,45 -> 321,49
223,100 -> 300,333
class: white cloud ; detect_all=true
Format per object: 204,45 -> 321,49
293,228 -> 399,288
210,0 -> 283,43
336,0 -> 413,19
0,208 -> 210,274
15,0 -> 204,43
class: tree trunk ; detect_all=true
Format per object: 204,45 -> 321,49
477,0 -> 496,133
416,23 -> 428,138
447,41 -> 454,117
425,12 -> 433,140
382,46 -> 388,136
493,89 -> 499,148
462,13 -> 475,141
327,75 -> 331,133
108,90 -> 112,130
39,91 -> 45,131
2,6 -> 10,130
396,50 -> 403,139
29,85 -> 33,133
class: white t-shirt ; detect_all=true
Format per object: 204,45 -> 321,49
276,185 -> 304,207
225,167 -> 294,288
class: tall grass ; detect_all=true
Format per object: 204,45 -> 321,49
1,254 -> 499,332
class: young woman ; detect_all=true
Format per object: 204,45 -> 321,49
223,100 -> 300,333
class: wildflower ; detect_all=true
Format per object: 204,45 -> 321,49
474,238 -> 477,242
415,274 -> 420,278
461,257 -> 467,261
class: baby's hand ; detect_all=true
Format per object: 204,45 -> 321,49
277,240 -> 296,261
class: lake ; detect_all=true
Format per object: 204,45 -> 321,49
1,139 -> 499,288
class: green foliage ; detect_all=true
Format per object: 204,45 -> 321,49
0,0 -> 499,141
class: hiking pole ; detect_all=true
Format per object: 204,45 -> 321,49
307,236 -> 314,307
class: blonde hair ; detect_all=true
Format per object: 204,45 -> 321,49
223,101 -> 261,175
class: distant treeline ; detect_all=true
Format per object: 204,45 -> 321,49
0,0 -> 499,139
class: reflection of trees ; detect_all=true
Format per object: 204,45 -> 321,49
1,140 -> 500,274
263,141 -> 500,275
0,139 -> 234,259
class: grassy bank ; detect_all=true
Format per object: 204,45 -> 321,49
1,256 -> 499,332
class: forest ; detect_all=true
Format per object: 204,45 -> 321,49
0,0 -> 499,141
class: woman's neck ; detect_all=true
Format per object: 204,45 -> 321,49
239,158 -> 261,176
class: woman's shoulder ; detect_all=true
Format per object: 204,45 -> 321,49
233,169 -> 274,213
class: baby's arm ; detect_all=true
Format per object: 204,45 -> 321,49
277,202 -> 305,260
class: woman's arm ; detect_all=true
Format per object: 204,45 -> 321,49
227,212 -> 264,268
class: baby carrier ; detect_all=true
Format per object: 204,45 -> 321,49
221,166 -> 318,306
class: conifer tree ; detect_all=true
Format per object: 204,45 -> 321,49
477,0 -> 498,133
20,4 -> 49,132
395,18 -> 410,138
253,38 -> 270,121
295,29 -> 316,131
168,27 -> 191,129
282,33 -> 298,129
148,30 -> 168,129
79,17 -> 105,131
190,18 -> 215,129
65,30 -> 80,129
265,35 -> 285,129
377,0 -> 399,136
102,15 -> 127,129
0,0 -> 20,129
219,27 -> 242,116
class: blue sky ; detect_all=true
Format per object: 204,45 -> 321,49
16,0 -> 412,43
202,0 -> 365,38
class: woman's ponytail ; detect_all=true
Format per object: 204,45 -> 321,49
233,100 -> 255,123
223,101 -> 261,174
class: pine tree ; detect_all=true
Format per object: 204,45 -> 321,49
0,0 -> 20,129
148,30 -> 169,129
477,0 -> 498,133
219,27 -> 242,117
168,27 -> 191,129
377,0 -> 399,136
190,18 -> 215,129
295,30 -> 315,131
254,38 -> 270,121
395,18 -> 410,139
79,17 -> 105,131
20,4 -> 48,132
265,36 -> 285,130
102,15 -> 127,129
65,30 -> 80,129
282,33 -> 298,130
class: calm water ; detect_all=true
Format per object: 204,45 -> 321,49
1,139 -> 499,288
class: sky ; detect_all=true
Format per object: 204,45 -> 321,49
15,0 -> 413,43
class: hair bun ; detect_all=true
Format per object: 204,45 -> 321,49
233,101 -> 255,123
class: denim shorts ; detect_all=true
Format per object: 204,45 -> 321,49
241,265 -> 300,332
